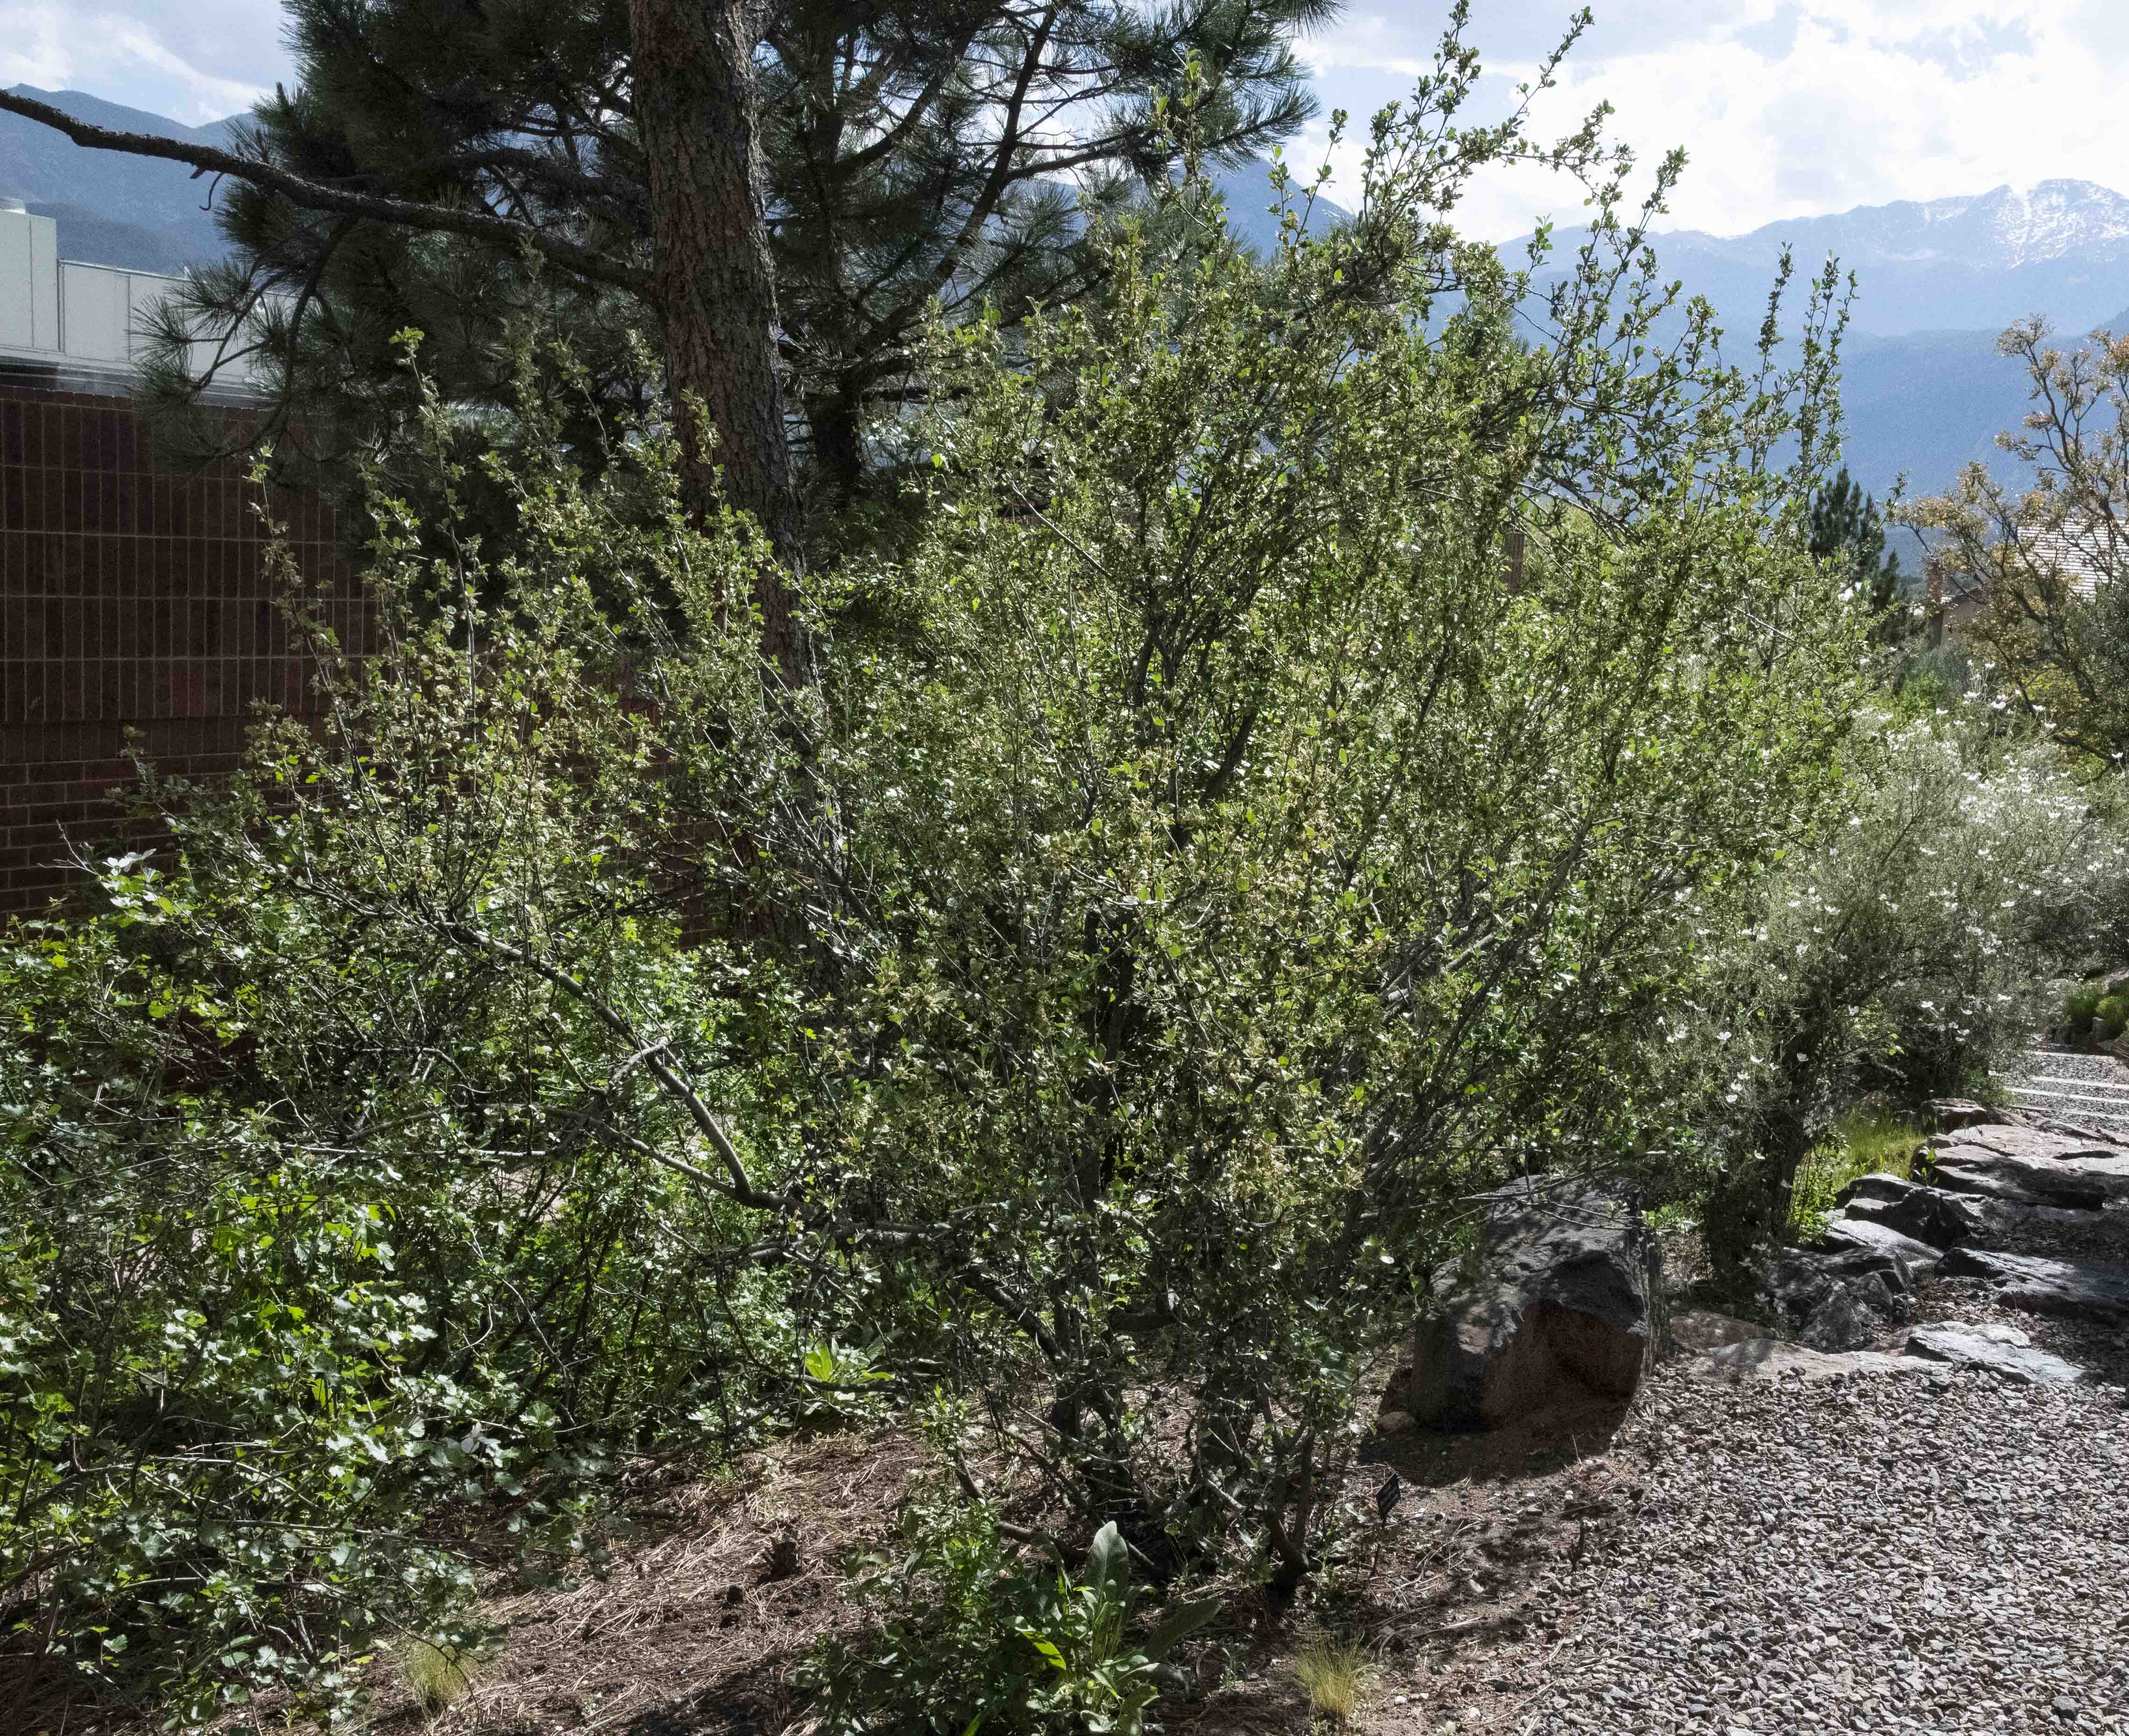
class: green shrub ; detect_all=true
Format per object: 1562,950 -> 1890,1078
0,381 -> 805,1722
806,1501 -> 1215,1735
3,68 -> 1877,1721
2099,994 -> 2129,1039
1679,716 -> 2129,1274
2067,983 -> 2105,1039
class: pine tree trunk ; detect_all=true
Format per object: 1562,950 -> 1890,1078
806,387 -> 865,511
627,0 -> 805,681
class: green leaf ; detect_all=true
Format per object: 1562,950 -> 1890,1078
1083,1521 -> 1129,1604
1018,1628 -> 1067,1670
1140,1597 -> 1220,1660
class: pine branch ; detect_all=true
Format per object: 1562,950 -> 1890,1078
0,87 -> 651,297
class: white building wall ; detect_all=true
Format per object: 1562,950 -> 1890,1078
0,208 -> 60,353
59,259 -> 133,363
0,204 -> 269,388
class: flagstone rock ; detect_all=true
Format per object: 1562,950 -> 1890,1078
1811,1214 -> 1944,1272
1831,1173 -> 1984,1248
1938,1245 -> 2129,1324
1926,1097 -> 2001,1130
1926,1125 -> 2129,1209
1902,1322 -> 2088,1386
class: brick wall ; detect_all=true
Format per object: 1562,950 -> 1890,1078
0,378 -> 367,916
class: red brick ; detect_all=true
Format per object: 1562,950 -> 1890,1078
1,386 -> 360,913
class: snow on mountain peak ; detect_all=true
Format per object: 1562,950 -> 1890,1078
1979,180 -> 2129,265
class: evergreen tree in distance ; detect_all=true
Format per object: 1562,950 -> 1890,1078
1810,466 -> 1903,627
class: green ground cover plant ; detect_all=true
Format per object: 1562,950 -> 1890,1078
804,1502 -> 1215,1735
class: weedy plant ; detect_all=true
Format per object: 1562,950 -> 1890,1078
2064,982 -> 2105,1042
1786,1109 -> 1923,1239
806,1502 -> 1216,1734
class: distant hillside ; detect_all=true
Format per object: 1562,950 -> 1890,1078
1839,301 -> 2129,511
0,86 -> 240,270
1831,327 -> 2031,506
1213,162 -> 1352,256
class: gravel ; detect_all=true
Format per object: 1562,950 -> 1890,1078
1519,1367 -> 2129,1734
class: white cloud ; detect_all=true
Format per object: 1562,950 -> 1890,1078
0,2 -> 288,126
1296,2 -> 2129,239
4,0 -> 2125,242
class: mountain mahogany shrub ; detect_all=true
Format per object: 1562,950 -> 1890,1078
3,125 -> 1870,1716
1672,712 -> 2129,1268
1903,320 -> 2129,763
781,159 -> 1868,1576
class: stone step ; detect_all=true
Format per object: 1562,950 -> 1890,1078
2001,1095 -> 2129,1135
2015,1076 -> 2129,1100
2020,1046 -> 2129,1078
2006,1084 -> 2129,1115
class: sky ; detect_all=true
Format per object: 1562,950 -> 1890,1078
1,0 -> 2125,240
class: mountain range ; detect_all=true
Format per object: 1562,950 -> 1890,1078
1530,180 -> 2129,506
1613,180 -> 2129,338
0,87 -> 239,274
5,83 -> 2125,505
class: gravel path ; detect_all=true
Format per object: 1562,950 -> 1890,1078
1523,1366 -> 2129,1735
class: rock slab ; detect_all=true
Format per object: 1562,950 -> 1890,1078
1379,1178 -> 1659,1431
1927,1126 -> 2129,1211
1811,1214 -> 1943,1273
1926,1097 -> 2001,1130
1939,1244 -> 2129,1324
1831,1172 -> 1983,1248
1676,1338 -> 1916,1382
1902,1322 -> 2088,1386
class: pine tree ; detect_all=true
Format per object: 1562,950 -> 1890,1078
1810,466 -> 1903,625
7,0 -> 1332,544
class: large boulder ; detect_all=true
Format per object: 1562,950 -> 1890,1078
1378,1178 -> 1660,1431
1831,1173 -> 1984,1248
